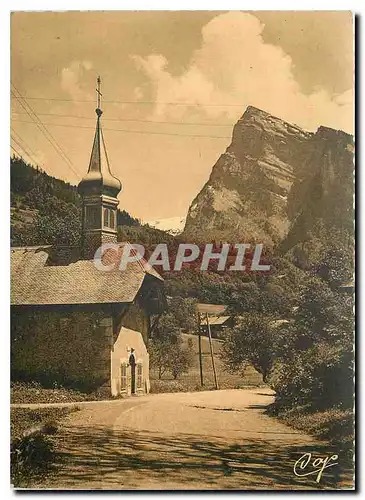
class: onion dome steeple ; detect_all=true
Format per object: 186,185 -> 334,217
78,76 -> 122,197
78,77 -> 122,259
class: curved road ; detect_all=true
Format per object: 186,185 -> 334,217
39,388 -> 351,490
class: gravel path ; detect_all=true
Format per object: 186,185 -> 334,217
35,388 -> 352,490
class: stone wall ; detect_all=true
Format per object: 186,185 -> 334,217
11,308 -> 112,391
82,230 -> 117,260
11,300 -> 151,395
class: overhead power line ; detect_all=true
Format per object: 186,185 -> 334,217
11,87 -> 74,168
11,128 -> 41,165
10,144 -> 24,158
11,83 -> 80,178
12,118 -> 232,140
11,134 -> 39,166
12,110 -> 234,127
13,95 -> 246,107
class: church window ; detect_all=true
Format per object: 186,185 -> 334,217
103,208 -> 110,228
103,207 -> 116,229
110,210 -> 115,229
85,205 -> 100,229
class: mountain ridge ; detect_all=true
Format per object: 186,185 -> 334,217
183,105 -> 353,249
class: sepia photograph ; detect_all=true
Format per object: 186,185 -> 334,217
10,10 -> 354,490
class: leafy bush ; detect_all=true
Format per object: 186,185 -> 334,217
11,381 -> 95,404
269,278 -> 354,411
10,406 -> 79,487
11,432 -> 55,487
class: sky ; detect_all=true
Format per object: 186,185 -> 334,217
11,11 -> 354,221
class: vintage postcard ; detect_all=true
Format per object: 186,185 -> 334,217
10,11 -> 354,490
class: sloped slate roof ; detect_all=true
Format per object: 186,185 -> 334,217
11,243 -> 162,306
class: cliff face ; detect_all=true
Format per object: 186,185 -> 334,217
281,126 -> 354,253
184,106 -> 312,244
184,106 -> 353,248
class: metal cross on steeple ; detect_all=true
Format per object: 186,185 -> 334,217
96,75 -> 102,111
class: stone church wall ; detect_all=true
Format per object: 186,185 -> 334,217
11,308 -> 112,391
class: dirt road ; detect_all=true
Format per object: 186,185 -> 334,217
37,388 -> 351,490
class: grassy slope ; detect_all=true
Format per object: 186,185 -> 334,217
11,382 -> 98,404
11,406 -> 79,441
269,404 -> 354,461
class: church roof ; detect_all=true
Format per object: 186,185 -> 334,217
11,243 -> 163,306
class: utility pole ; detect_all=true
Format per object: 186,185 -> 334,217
206,312 -> 219,390
197,312 -> 204,387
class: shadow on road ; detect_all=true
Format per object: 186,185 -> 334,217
41,425 -> 353,490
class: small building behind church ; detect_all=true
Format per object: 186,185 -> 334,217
197,303 -> 233,339
11,80 -> 166,397
200,315 -> 233,338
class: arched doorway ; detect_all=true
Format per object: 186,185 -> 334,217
129,351 -> 136,394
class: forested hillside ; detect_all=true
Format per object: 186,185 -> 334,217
10,156 -> 140,246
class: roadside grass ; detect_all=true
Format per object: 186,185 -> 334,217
150,333 -> 263,393
11,406 -> 79,488
267,404 -> 354,462
11,381 -> 123,404
11,381 -> 92,404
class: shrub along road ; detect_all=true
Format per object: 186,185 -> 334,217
32,389 -> 352,490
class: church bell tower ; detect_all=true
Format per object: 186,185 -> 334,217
78,77 -> 122,259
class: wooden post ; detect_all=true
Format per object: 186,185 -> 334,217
197,313 -> 204,386
206,312 -> 219,390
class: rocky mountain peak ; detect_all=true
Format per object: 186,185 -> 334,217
184,105 -> 353,247
315,125 -> 353,145
236,105 -> 311,137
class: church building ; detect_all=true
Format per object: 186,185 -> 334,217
11,78 -> 166,397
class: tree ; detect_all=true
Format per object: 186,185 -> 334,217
117,210 -> 140,227
169,338 -> 194,380
270,277 -> 354,410
149,338 -> 171,380
10,156 -> 140,247
220,312 -> 279,383
315,246 -> 354,289
167,297 -> 198,332
149,313 -> 194,379
149,314 -> 179,379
